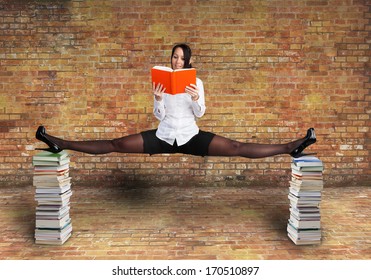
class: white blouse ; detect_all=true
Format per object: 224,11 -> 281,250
153,78 -> 206,146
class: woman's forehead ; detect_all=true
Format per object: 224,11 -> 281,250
173,47 -> 184,56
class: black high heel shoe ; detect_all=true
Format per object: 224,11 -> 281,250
290,128 -> 317,158
35,126 -> 63,154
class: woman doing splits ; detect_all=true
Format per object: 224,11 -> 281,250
36,44 -> 316,159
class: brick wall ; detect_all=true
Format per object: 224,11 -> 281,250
0,0 -> 369,187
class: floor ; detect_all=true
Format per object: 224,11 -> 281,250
0,181 -> 370,260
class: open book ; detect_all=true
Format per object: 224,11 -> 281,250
151,66 -> 196,95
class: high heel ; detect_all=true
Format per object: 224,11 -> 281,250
290,128 -> 317,158
35,126 -> 63,154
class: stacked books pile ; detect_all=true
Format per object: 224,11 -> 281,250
287,156 -> 324,245
32,150 -> 72,245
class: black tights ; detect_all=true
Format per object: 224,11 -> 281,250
208,135 -> 296,158
46,132 -> 304,158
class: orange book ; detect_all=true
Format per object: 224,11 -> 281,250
151,66 -> 196,95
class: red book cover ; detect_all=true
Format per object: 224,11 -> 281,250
151,66 -> 196,95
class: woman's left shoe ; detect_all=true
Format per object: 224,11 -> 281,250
290,128 -> 317,158
35,126 -> 63,154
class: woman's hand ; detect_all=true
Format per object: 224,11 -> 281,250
185,84 -> 199,101
153,82 -> 166,101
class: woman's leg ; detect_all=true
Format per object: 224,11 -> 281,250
208,133 -> 312,158
42,132 -> 144,155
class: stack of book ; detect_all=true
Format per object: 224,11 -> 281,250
32,150 -> 72,245
287,156 -> 324,245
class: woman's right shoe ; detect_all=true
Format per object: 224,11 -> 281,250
290,128 -> 317,158
35,126 -> 63,154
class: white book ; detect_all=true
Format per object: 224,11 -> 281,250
36,203 -> 70,210
290,207 -> 320,219
35,189 -> 72,200
35,184 -> 71,194
289,187 -> 321,198
35,222 -> 72,244
36,216 -> 71,229
287,222 -> 321,238
33,157 -> 70,167
289,217 -> 321,229
35,232 -> 72,245
34,164 -> 70,172
33,176 -> 71,185
287,232 -> 321,245
36,206 -> 70,218
291,163 -> 324,172
290,178 -> 324,190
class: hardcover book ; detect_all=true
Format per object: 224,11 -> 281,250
151,66 -> 196,95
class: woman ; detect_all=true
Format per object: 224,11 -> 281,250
36,43 -> 316,158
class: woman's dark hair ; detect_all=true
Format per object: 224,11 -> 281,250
171,43 -> 193,69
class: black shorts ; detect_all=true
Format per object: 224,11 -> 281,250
141,129 -> 215,156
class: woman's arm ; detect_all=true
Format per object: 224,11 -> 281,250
153,82 -> 166,121
186,78 -> 206,118
153,98 -> 165,121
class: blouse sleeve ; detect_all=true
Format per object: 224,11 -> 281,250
153,97 -> 166,121
191,78 -> 206,118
